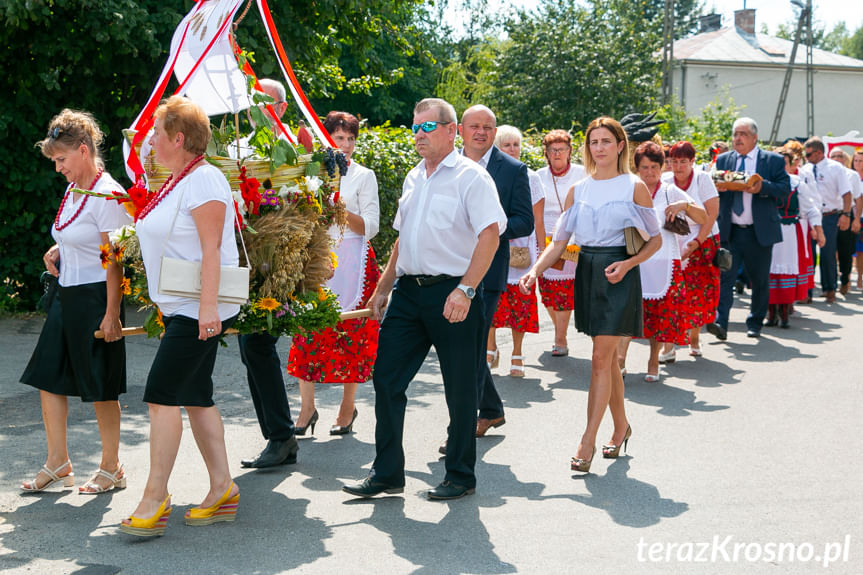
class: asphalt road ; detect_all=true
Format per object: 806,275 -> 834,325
1,290 -> 861,574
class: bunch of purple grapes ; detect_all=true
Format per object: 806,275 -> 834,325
323,148 -> 349,178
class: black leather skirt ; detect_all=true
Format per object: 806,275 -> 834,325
573,246 -> 643,337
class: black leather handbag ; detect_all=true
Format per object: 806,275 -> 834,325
713,247 -> 733,271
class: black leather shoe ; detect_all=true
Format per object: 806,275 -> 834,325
438,439 -> 447,456
746,329 -> 761,338
706,322 -> 727,341
427,480 -> 475,500
342,477 -> 404,498
241,437 -> 299,468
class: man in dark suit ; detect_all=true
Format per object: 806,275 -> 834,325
459,105 -> 533,437
708,117 -> 791,340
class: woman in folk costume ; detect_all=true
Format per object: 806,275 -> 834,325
617,142 -> 706,382
534,130 -> 586,357
287,111 -> 380,435
661,141 -> 720,360
487,125 -> 546,377
766,147 -> 824,327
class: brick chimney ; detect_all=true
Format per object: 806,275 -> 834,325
734,9 -> 756,35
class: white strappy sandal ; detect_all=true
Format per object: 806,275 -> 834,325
79,463 -> 127,494
486,349 -> 499,369
21,460 -> 75,492
510,355 -> 525,378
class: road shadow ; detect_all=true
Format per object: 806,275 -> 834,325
562,458 -> 688,528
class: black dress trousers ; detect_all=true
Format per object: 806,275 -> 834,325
477,288 -> 504,419
238,332 -> 295,441
370,277 -> 484,489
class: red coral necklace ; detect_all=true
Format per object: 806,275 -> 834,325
54,168 -> 103,231
136,155 -> 205,221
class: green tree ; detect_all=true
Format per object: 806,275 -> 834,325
775,20 -> 849,54
841,25 -> 863,60
488,0 -> 662,131
0,0 -> 444,310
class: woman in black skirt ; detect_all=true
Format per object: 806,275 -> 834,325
519,117 -> 661,473
120,96 -> 241,537
21,110 -> 130,494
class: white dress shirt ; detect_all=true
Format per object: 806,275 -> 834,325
730,148 -> 758,226
801,158 -> 852,212
394,150 -> 506,277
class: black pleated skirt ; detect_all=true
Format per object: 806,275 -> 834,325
143,314 -> 237,407
573,246 -> 643,337
20,282 -> 126,402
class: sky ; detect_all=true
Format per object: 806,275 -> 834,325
447,0 -> 863,36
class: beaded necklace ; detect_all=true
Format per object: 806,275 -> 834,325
54,168 -> 103,231
136,154 -> 205,221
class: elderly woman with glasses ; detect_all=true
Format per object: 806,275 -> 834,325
486,125 -> 546,376
21,109 -> 131,495
534,130 -> 586,357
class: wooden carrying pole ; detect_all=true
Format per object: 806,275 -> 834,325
94,308 -> 373,339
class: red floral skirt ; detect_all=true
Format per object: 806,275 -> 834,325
286,245 -> 380,384
642,261 -> 691,344
538,277 -> 574,311
492,284 -> 539,333
683,235 -> 720,328
770,223 -> 812,304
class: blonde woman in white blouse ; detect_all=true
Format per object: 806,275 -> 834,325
520,117 -> 661,473
22,109 -> 130,494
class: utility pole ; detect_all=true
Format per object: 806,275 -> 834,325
769,0 -> 814,143
661,0 -> 675,104
805,0 -> 814,136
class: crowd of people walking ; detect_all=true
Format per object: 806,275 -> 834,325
19,89 -> 862,537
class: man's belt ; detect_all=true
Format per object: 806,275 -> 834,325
401,274 -> 456,287
823,209 -> 842,215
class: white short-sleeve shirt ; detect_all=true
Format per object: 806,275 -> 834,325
136,164 -> 240,320
394,150 -> 506,277
801,158 -> 852,211
52,172 -> 132,287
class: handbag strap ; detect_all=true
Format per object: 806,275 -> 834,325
159,168 -> 250,267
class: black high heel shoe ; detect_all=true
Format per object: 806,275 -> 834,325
330,408 -> 358,436
294,409 -> 319,436
602,425 -> 631,459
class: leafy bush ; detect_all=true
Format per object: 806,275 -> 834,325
656,91 -> 746,162
351,123 -> 419,264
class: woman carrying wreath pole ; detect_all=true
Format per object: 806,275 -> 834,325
21,109 -> 131,495
121,96 -> 242,537
287,111 -> 381,436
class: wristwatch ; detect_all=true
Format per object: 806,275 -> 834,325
842,211 -> 853,218
456,284 -> 476,299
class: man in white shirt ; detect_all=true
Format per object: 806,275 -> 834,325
800,137 -> 853,302
828,147 -> 862,296
343,98 -> 506,501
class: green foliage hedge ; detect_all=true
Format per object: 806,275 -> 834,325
351,124 -> 418,263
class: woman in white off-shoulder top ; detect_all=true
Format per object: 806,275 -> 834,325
519,117 -> 661,474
